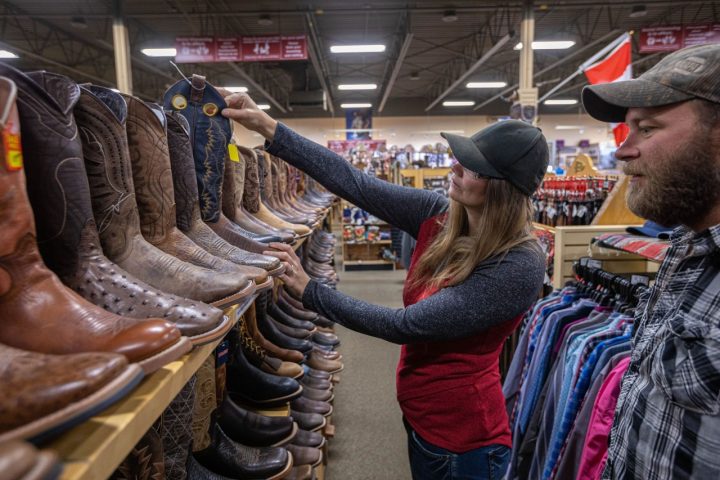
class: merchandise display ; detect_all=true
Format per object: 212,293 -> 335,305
0,64 -> 339,479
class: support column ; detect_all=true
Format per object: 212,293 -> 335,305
516,0 -> 538,124
112,0 -> 133,94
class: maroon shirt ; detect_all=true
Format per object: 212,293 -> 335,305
398,214 -> 522,453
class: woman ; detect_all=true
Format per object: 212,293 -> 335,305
222,94 -> 548,480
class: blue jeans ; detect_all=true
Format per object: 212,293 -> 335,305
405,421 -> 510,480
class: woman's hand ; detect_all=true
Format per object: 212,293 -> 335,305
263,242 -> 311,299
221,92 -> 278,141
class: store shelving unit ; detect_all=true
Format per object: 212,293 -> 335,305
341,201 -> 395,271
51,236 -> 313,480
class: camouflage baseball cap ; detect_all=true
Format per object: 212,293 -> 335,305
582,44 -> 720,123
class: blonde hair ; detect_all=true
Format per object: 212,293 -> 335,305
408,178 -> 537,291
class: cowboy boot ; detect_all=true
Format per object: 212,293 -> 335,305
239,316 -> 304,379
272,157 -> 320,219
192,356 -> 216,453
111,426 -> 165,480
244,148 -> 311,237
230,140 -> 295,243
165,111 -> 280,286
161,75 -> 276,256
0,67 -> 189,373
221,149 -> 281,244
73,85 -> 231,346
245,302 -> 304,364
259,151 -> 312,226
0,343 -> 143,444
222,147 -> 293,244
152,375 -> 196,480
0,441 -> 61,480
121,93 -> 255,307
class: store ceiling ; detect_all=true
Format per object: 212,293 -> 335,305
1,0 -> 718,118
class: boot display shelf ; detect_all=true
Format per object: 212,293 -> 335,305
50,297 -> 252,480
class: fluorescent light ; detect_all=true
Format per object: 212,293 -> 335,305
340,103 -> 372,108
466,81 -> 507,88
0,50 -> 18,59
222,86 -> 248,93
141,48 -> 177,57
338,84 -> 377,90
544,99 -> 578,105
257,104 -> 271,110
514,41 -> 576,50
555,125 -> 584,130
442,101 -> 475,107
330,45 -> 386,53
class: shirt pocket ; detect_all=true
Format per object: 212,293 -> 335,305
649,313 -> 720,415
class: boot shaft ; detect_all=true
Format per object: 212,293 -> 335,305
222,151 -> 239,222
165,111 -> 204,232
162,75 -> 232,223
256,149 -> 274,202
123,94 -> 177,243
243,147 -> 261,214
0,64 -> 96,278
74,85 -> 144,260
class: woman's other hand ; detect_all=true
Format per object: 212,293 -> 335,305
263,242 -> 311,299
221,92 -> 278,141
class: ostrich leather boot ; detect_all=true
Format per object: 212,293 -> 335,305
244,148 -> 311,237
122,93 -> 255,307
164,110 -> 280,286
222,146 -> 294,244
74,85 -> 231,345
0,72 -> 188,373
161,75 -> 275,257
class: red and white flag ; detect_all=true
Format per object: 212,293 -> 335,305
583,33 -> 632,145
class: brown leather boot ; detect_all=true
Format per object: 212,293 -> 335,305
72,85 -> 231,346
260,152 -> 312,226
243,148 -> 311,236
223,145 -> 295,244
0,441 -> 60,479
239,317 -> 303,379
164,110 -> 280,286
0,343 -> 143,443
0,69 -> 189,373
117,93 -> 255,307
244,303 -> 304,364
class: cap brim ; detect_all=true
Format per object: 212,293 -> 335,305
582,79 -> 694,123
440,132 -> 503,179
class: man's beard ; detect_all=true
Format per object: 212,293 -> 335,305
624,131 -> 720,228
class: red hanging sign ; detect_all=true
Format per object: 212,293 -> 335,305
215,37 -> 241,62
242,36 -> 283,61
683,24 -> 720,47
639,26 -> 684,53
282,35 -> 308,60
175,37 -> 216,63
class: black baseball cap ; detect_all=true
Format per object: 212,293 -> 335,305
441,120 -> 549,196
583,44 -> 720,123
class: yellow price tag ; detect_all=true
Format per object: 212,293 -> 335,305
228,144 -> 240,162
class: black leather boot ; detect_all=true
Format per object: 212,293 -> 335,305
217,396 -> 297,447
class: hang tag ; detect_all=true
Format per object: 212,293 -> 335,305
631,274 -> 649,286
228,143 -> 240,162
587,259 -> 603,269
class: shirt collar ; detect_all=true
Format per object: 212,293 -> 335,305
670,224 -> 720,252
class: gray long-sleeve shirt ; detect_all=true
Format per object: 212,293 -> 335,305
265,123 -> 545,344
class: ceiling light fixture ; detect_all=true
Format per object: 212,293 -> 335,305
410,71 -> 420,80
141,48 -> 177,57
629,5 -> 647,18
340,103 -> 372,108
442,100 -> 475,107
442,10 -> 458,22
544,99 -> 578,105
222,86 -> 249,93
466,81 -> 507,88
0,50 -> 19,59
257,104 -> 271,110
330,45 -> 386,53
338,84 -> 378,90
555,125 -> 584,130
514,41 -> 576,50
258,14 -> 273,26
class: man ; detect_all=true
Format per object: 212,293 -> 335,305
582,44 -> 720,479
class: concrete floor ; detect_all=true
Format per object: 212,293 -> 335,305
325,269 -> 412,480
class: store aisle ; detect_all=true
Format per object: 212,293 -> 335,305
326,269 -> 411,480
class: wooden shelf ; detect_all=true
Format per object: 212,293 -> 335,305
53,296 -> 256,480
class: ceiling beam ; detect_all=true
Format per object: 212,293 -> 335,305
425,33 -> 513,112
305,12 -> 335,115
379,33 -> 413,113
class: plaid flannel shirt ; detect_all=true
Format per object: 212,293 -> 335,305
603,225 -> 720,479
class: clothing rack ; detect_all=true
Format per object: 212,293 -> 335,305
503,262 -> 646,480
